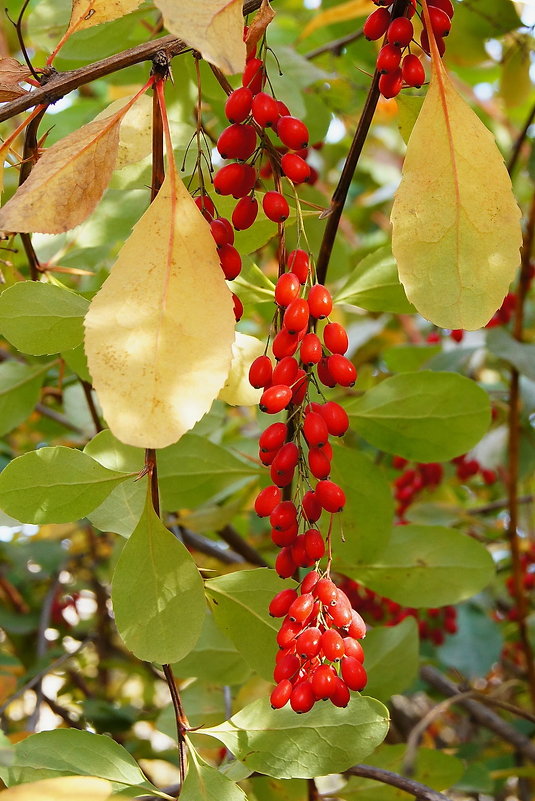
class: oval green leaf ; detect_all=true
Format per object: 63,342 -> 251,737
0,362 -> 48,437
361,618 -> 419,701
335,246 -> 415,314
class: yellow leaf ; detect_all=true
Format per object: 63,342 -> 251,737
68,0 -> 143,33
0,776 -> 113,801
391,48 -> 522,331
300,0 -> 375,40
219,332 -> 264,406
500,36 -> 532,109
154,0 -> 246,75
84,164 -> 235,449
94,94 -> 152,169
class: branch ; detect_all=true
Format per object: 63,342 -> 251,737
0,0 -> 267,124
172,525 -> 245,565
305,30 -> 363,60
508,100 -> 535,175
346,764 -> 452,801
217,524 -> 269,567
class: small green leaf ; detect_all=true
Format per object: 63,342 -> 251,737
172,612 -> 251,685
341,524 -> 495,607
486,327 -> 535,382
0,282 -> 89,355
0,362 -> 48,437
362,618 -> 419,701
181,745 -> 247,801
205,568 -> 295,681
0,446 -> 134,524
199,696 -> 389,779
345,371 -> 491,461
112,494 -> 205,664
335,247 -> 415,314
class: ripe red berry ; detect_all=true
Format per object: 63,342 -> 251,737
273,652 -> 301,683
287,249 -> 310,284
272,355 -> 299,386
271,523 -> 298,547
402,54 -> 425,88
304,528 -> 325,561
429,0 -> 454,18
343,637 -> 365,662
225,87 -> 253,123
270,679 -> 292,709
308,285 -> 333,319
297,626 -> 322,658
328,597 -> 352,629
331,676 -> 350,707
317,357 -> 336,388
194,194 -> 215,221
363,6 -> 391,40
291,369 -> 308,405
316,480 -> 346,513
232,196 -> 258,230
249,354 -> 272,388
312,664 -> 336,700
269,588 -> 298,617
217,123 -> 257,161
377,44 -> 402,74
275,273 -> 301,307
341,656 -> 367,691
270,500 -> 298,530
210,219 -> 230,246
263,191 -> 290,223
218,244 -> 242,280
428,6 -> 452,37
302,490 -> 322,523
348,609 -> 367,639
420,30 -> 446,56
379,68 -> 403,99
272,328 -> 300,360
318,401 -> 349,437
283,298 -> 309,334
232,293 -> 243,321
314,577 -> 337,606
281,153 -> 311,184
323,322 -> 348,354
290,680 -> 315,713
242,57 -> 265,94
214,163 -> 256,198
301,569 -> 320,594
300,333 -> 322,366
272,442 -> 299,475
275,547 -> 297,579
277,116 -> 309,150
255,485 -> 282,517
327,354 -> 357,387
277,616 -> 302,647
321,629 -> 345,661
387,17 -> 414,47
308,448 -> 331,480
303,412 -> 329,448
251,91 -> 280,127
260,384 -> 293,413
288,593 -> 315,623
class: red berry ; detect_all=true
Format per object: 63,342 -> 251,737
270,500 -> 298,530
277,116 -> 309,150
303,412 -> 329,448
232,196 -> 258,230
194,194 -> 215,221
331,676 -> 350,707
348,609 -> 367,639
429,0 -> 454,18
302,490 -> 322,523
225,87 -> 253,123
217,123 -> 257,160
288,593 -> 315,622
290,681 -> 315,713
291,534 -> 312,568
304,528 -> 325,561
341,656 -> 367,691
402,54 -> 425,88
328,598 -> 352,629
260,384 -> 293,414
297,626 -> 322,658
323,322 -> 348,354
249,355 -> 272,388
272,441 -> 299,474
276,100 -> 290,117
269,587 -> 298,617
315,577 -> 338,605
312,664 -> 336,700
379,68 -> 403,99
251,91 -> 280,127
214,163 -> 256,198
255,485 -> 282,517
428,6 -> 452,37
308,447 -> 331,480
301,569 -> 320,594
210,219 -> 230,246
277,616 -> 302,647
344,637 -> 365,662
308,285 -> 333,319
316,480 -> 345,513
275,273 -> 301,307
377,44 -> 402,74
272,524 -> 298,548
281,153 -> 311,184
327,354 -> 357,387
318,401 -> 349,437
272,329 -> 299,360
287,250 -> 310,284
387,17 -> 414,47
218,244 -> 242,280
291,369 -> 308,405
270,679 -> 292,709
242,57 -> 265,94
321,628 -> 345,661
274,652 -> 301,683
263,191 -> 290,223
283,298 -> 309,334
363,6 -> 391,40
300,333 -> 322,366
272,355 -> 299,386
275,547 -> 297,579
232,293 -> 243,321
317,357 -> 336,388
420,30 -> 446,56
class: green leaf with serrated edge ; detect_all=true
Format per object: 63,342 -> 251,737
0,729 -> 162,796
339,525 -> 495,607
360,618 -> 418,701
172,611 -> 250,685
181,742 -> 247,801
0,282 -> 89,355
198,696 -> 389,780
0,447 -> 135,525
486,327 -> 535,382
112,493 -> 205,664
330,447 -> 393,564
335,247 -> 415,314
205,568 -> 296,681
340,744 -> 464,800
0,362 -> 49,437
345,371 -> 491,462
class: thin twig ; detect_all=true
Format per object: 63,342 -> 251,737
508,100 -> 535,174
305,30 -> 363,60
217,525 -> 268,566
345,764 -> 452,801
162,664 -> 187,790
467,494 -> 533,515
172,525 -> 245,565
80,380 -> 103,433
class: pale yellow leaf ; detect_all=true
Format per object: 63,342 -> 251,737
245,0 -> 276,58
68,0 -> 143,33
0,57 -> 31,101
0,776 -> 113,801
154,0 -> 246,75
94,94 -> 152,169
84,165 -> 235,449
300,0 -> 375,40
219,332 -> 264,406
0,115 -> 122,234
390,57 -> 522,331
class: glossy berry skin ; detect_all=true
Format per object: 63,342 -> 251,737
328,354 -> 357,387
341,656 -> 367,691
288,593 -> 315,622
387,17 -> 414,47
232,293 -> 243,321
315,577 -> 338,605
249,355 -> 272,388
210,219 -> 230,246
290,681 -> 315,713
217,124 -> 257,160
312,664 -> 336,700
287,249 -> 310,283
275,273 -> 301,307
348,609 -> 367,640
331,676 -> 350,708
377,44 -> 402,74
309,447 -> 331,480
302,490 -> 322,523
291,369 -> 308,405
379,68 -> 403,99
317,357 -> 336,388
242,57 -> 265,94
270,500 -> 298,530
269,588 -> 298,617
402,54 -> 425,88
297,626 -> 322,658
428,6 -> 452,37
344,637 -> 365,662
251,91 -> 280,127
316,480 -> 346,513
318,401 -> 349,437
263,191 -> 290,223
260,384 -> 293,414
194,194 -> 215,220
232,196 -> 258,230
304,528 -> 325,560
301,570 -> 320,594
254,485 -> 281,517
225,87 -> 253,123
275,547 -> 297,579
274,653 -> 300,683
281,153 -> 311,184
283,298 -> 309,334
429,0 -> 454,17
323,322 -> 348,354
300,333 -> 323,366
363,6 -> 391,40
303,412 -> 329,447
218,244 -> 242,280
272,441 -> 299,474
270,679 -> 292,709
321,629 -> 345,661
308,285 -> 333,319
272,356 -> 299,387
272,329 -> 299,360
214,163 -> 256,198
277,116 -> 309,150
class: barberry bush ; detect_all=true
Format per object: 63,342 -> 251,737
0,1 -> 533,800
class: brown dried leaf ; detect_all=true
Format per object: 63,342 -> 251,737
68,0 -> 143,33
245,0 -> 275,58
0,57 -> 31,101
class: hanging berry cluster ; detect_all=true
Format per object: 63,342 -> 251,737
364,0 -> 455,99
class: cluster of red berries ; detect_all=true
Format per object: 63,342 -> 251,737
364,0 -> 455,98
451,454 -> 497,485
269,572 -> 367,712
339,577 -> 457,644
505,545 -> 535,622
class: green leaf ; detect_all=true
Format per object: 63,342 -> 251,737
181,746 -> 247,801
437,603 -> 503,678
199,696 -> 389,779
330,447 -> 393,564
62,342 -> 92,383
446,0 -> 521,66
486,327 -> 535,382
345,371 -> 491,461
335,247 -> 415,314
172,611 -> 251,685
0,362 -> 48,437
159,680 -> 226,731
0,282 -> 88,355
395,94 -> 424,145
205,568 -> 295,681
383,344 -> 441,374
0,729 -> 158,795
362,618 -> 419,701
111,494 -> 205,664
0,446 -> 134,524
341,524 -> 495,607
